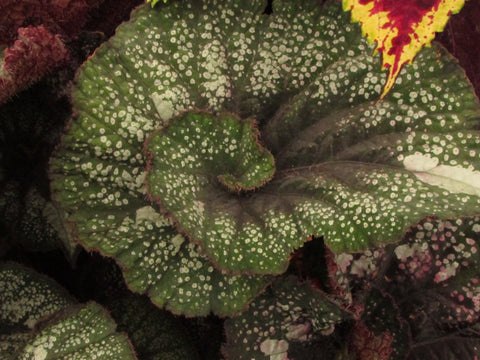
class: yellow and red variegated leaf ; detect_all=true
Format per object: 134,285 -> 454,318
343,0 -> 468,99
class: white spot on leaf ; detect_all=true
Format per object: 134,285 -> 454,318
151,93 -> 174,122
404,154 -> 480,196
33,346 -> 48,360
285,322 -> 311,341
335,253 -> 353,273
260,339 -> 289,360
403,153 -> 439,172
135,206 -> 165,225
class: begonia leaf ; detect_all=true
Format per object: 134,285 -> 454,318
51,0 -> 480,309
0,263 -> 137,360
222,277 -> 347,360
342,0 -> 468,99
18,302 -> 137,360
338,216 -> 480,358
0,262 -> 75,331
63,204 -> 270,316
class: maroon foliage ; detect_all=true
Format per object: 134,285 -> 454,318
437,0 -> 480,98
0,0 -> 99,46
350,321 -> 394,360
0,26 -> 69,105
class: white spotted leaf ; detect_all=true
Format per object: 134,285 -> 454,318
0,263 -> 137,360
51,0 -> 480,301
18,302 -> 137,360
0,262 -> 75,331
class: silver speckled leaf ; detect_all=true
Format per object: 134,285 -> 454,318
18,302 -> 137,360
51,0 -> 480,299
0,262 -> 75,330
0,263 -> 136,360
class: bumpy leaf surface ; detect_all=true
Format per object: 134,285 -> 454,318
223,277 -> 347,360
0,263 -> 136,360
0,262 -> 75,330
18,302 -> 137,360
343,0 -> 468,98
51,0 -> 480,306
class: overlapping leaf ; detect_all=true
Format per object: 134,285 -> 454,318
18,302 -> 137,360
223,277 -> 347,360
63,203 -> 271,316
0,262 -> 75,330
0,263 -> 136,360
343,0 -> 468,98
390,217 -> 480,328
51,0 -> 480,314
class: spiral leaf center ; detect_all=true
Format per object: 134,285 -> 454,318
145,111 -> 275,203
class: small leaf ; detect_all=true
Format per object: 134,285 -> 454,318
223,277 -> 348,360
349,321 -> 395,360
343,0 -> 468,98
147,0 -> 167,7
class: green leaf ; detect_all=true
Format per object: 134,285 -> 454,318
70,204 -> 270,316
0,263 -> 136,360
19,302 -> 137,360
51,0 -> 480,300
223,277 -> 348,360
0,262 -> 75,330
145,112 -> 274,194
147,0 -> 168,7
